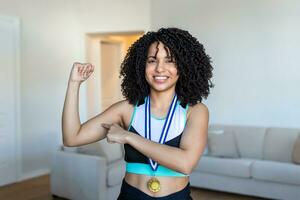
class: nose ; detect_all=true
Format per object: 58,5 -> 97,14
155,60 -> 164,72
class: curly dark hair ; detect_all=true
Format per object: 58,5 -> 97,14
119,27 -> 214,106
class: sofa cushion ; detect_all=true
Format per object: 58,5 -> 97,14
209,124 -> 266,159
107,159 -> 126,187
233,127 -> 266,159
208,131 -> 239,158
292,134 -> 300,164
77,140 -> 123,164
263,128 -> 299,163
203,129 -> 225,155
252,160 -> 300,185
194,156 -> 253,178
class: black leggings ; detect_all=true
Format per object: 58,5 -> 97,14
117,178 -> 193,200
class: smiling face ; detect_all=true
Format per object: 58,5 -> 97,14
145,41 -> 179,93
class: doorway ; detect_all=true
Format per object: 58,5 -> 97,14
85,31 -> 143,117
100,41 -> 122,110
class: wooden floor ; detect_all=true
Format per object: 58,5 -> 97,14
0,175 -> 268,200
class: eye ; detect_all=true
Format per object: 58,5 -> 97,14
166,59 -> 174,63
147,59 -> 156,63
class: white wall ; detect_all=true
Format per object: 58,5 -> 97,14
0,0 -> 150,179
1,0 -> 298,181
151,0 -> 300,128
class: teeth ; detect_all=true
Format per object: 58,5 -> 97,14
154,76 -> 168,80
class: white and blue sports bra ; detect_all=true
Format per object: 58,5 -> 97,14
124,96 -> 190,177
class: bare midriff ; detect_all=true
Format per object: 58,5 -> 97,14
124,172 -> 189,197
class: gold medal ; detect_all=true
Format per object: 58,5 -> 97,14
147,177 -> 161,193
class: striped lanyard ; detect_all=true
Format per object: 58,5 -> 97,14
145,94 -> 178,171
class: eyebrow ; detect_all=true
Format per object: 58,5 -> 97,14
147,56 -> 173,59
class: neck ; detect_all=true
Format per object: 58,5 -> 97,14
149,89 -> 176,109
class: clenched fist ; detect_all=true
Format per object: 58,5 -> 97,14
69,62 -> 94,83
101,123 -> 129,144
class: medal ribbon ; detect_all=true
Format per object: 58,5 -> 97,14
145,94 -> 178,171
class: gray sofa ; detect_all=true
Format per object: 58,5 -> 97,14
191,124 -> 300,200
50,124 -> 300,200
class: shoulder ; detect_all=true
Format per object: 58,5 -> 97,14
109,99 -> 134,114
186,102 -> 209,120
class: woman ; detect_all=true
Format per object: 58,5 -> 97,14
62,27 -> 214,200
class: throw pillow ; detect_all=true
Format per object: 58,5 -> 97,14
202,129 -> 225,155
263,128 -> 299,163
208,131 -> 239,158
77,142 -> 104,156
292,134 -> 300,164
61,146 -> 78,153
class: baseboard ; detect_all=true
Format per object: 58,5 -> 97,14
18,168 -> 50,182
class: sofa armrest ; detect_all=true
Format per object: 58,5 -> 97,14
50,149 -> 108,200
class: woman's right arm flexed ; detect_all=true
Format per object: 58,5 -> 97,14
62,62 -> 127,147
